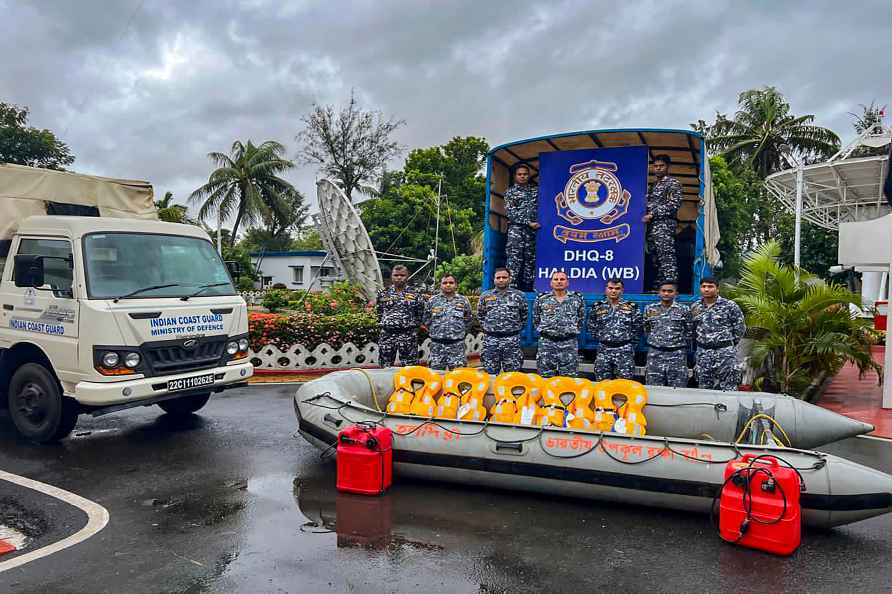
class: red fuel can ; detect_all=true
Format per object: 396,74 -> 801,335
719,454 -> 801,556
336,424 -> 393,495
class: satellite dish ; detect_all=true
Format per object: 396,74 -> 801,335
315,179 -> 384,300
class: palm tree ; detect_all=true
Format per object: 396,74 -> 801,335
155,191 -> 188,223
848,102 -> 888,158
189,140 -> 295,246
708,87 -> 840,177
727,242 -> 881,401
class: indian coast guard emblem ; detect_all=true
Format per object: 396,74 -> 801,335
553,159 -> 631,244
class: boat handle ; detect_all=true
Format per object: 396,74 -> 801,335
495,442 -> 523,454
323,414 -> 343,428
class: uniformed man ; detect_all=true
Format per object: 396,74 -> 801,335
642,154 -> 683,289
691,277 -> 746,390
644,280 -> 691,387
423,274 -> 473,371
504,163 -> 540,291
376,265 -> 423,367
477,268 -> 528,374
534,271 -> 586,378
587,278 -> 643,381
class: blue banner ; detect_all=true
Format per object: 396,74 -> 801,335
534,146 -> 648,293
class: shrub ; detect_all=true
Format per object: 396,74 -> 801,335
237,277 -> 255,292
726,242 -> 882,401
292,281 -> 370,315
262,289 -> 291,312
249,311 -> 379,352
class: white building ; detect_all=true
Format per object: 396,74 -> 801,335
250,250 -> 345,289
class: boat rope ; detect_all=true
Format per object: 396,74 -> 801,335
734,413 -> 793,448
354,368 -> 384,412
300,394 -> 827,470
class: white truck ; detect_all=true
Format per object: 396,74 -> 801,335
0,163 -> 253,442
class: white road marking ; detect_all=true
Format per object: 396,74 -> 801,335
0,525 -> 27,550
0,470 -> 109,573
858,434 -> 892,443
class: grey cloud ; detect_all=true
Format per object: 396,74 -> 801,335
1,0 -> 888,223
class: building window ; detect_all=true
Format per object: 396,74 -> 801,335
312,266 -> 334,278
292,266 -> 304,284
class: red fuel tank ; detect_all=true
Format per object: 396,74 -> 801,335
336,424 -> 393,495
719,454 -> 802,556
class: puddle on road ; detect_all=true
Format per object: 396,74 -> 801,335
147,454 -> 892,594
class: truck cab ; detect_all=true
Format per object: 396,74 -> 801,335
0,165 -> 253,441
482,128 -> 720,349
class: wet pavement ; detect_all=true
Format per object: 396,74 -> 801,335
0,384 -> 891,593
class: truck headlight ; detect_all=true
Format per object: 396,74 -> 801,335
102,352 -> 120,368
238,338 -> 249,352
124,352 -> 141,368
226,341 -> 239,356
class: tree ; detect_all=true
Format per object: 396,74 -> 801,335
848,102 -> 888,158
189,140 -> 295,247
435,255 -> 483,294
0,102 -> 74,169
360,180 -> 477,270
296,91 -> 405,202
293,228 -> 324,250
708,87 -> 840,177
239,228 -> 296,252
403,136 -> 489,220
155,191 -> 190,223
727,242 -> 881,400
259,187 -> 308,238
240,187 -> 310,252
708,156 -> 763,278
776,215 -> 839,279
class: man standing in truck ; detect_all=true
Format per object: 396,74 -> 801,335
504,163 -> 540,291
642,154 -> 683,289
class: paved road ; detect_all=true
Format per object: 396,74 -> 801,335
1,385 -> 891,593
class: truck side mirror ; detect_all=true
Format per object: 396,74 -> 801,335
225,260 -> 242,277
14,255 -> 45,288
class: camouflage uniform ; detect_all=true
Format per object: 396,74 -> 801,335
423,292 -> 473,371
477,287 -> 528,374
691,296 -> 746,390
376,285 -> 424,367
645,176 -> 683,287
534,291 -> 586,378
644,301 -> 691,387
504,183 -> 539,291
587,299 -> 643,381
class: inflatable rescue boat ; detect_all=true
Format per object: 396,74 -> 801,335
294,368 -> 892,528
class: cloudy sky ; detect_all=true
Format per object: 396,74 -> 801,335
2,0 -> 889,220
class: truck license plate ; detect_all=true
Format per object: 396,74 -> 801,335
167,373 -> 215,392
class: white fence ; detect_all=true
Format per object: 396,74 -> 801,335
249,332 -> 485,372
240,290 -> 266,306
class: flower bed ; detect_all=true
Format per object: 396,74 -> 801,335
249,311 -> 378,352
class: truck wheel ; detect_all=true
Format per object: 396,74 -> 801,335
8,363 -> 79,443
157,393 -> 211,416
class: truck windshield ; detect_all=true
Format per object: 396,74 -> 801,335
83,232 -> 236,300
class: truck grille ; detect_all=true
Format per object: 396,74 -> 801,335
144,338 -> 226,375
